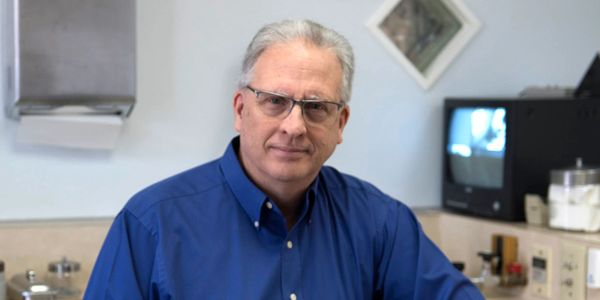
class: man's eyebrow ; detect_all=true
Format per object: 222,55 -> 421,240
267,85 -> 336,101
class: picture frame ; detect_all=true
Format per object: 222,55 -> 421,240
367,0 -> 481,90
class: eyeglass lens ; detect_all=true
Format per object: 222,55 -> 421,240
253,90 -> 342,124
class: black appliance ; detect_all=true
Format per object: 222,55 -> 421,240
442,97 -> 600,221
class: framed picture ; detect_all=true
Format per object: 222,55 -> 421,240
367,0 -> 481,89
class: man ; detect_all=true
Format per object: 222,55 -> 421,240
84,19 -> 483,299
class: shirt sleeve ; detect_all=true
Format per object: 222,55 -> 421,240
83,209 -> 162,300
374,202 -> 484,300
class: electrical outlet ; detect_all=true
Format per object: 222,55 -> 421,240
531,244 -> 552,298
560,242 -> 587,300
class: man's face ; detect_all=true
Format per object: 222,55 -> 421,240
233,39 -> 349,189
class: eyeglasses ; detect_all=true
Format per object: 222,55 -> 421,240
245,85 -> 345,125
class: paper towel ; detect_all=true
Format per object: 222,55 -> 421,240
549,184 -> 600,232
17,115 -> 124,150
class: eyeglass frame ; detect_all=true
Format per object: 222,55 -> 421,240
245,85 -> 346,125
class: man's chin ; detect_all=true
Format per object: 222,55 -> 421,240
269,166 -> 315,183
272,172 -> 308,183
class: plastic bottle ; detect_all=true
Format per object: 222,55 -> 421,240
0,260 -> 6,300
475,251 -> 500,290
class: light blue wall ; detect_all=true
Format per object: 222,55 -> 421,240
1,0 -> 599,220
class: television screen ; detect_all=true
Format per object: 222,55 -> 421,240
447,107 -> 506,188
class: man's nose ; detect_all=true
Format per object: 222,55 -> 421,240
280,103 -> 307,136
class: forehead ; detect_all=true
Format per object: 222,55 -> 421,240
251,39 -> 343,99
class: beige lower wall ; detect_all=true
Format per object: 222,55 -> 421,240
0,218 -> 111,293
417,210 -> 600,300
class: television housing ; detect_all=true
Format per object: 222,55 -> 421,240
442,97 -> 600,221
574,52 -> 600,98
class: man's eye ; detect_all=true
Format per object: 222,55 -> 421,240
265,95 -> 287,105
305,102 -> 327,111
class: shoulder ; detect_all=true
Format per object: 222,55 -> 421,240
320,166 -> 380,195
319,165 -> 410,212
319,166 -> 416,232
122,159 -> 226,223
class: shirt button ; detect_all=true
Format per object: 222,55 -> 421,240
254,221 -> 259,229
290,293 -> 297,300
266,201 -> 273,209
287,240 -> 293,249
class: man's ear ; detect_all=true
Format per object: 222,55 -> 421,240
233,90 -> 245,133
336,105 -> 350,144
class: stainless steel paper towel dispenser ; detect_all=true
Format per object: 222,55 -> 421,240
2,0 -> 136,119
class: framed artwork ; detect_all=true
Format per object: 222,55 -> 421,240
367,0 -> 481,89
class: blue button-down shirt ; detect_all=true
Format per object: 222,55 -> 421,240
84,137 -> 483,299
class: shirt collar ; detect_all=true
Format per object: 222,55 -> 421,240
220,136 -> 321,227
219,137 -> 267,226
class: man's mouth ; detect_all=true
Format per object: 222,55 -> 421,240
269,145 -> 309,158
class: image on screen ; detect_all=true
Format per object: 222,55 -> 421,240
447,107 -> 506,188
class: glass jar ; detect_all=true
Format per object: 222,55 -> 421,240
46,257 -> 81,299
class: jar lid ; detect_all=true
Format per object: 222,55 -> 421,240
48,257 -> 80,273
10,270 -> 58,296
550,158 -> 600,186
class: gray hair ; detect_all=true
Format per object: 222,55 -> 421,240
239,20 -> 355,102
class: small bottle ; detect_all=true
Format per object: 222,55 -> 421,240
0,260 -> 6,300
476,251 -> 500,290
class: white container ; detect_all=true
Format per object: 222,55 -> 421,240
548,158 -> 600,232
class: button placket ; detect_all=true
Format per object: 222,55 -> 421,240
281,230 -> 301,300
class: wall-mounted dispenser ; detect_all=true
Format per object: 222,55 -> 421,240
2,0 -> 136,149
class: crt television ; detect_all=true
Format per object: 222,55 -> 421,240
442,97 -> 600,221
575,51 -> 600,98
